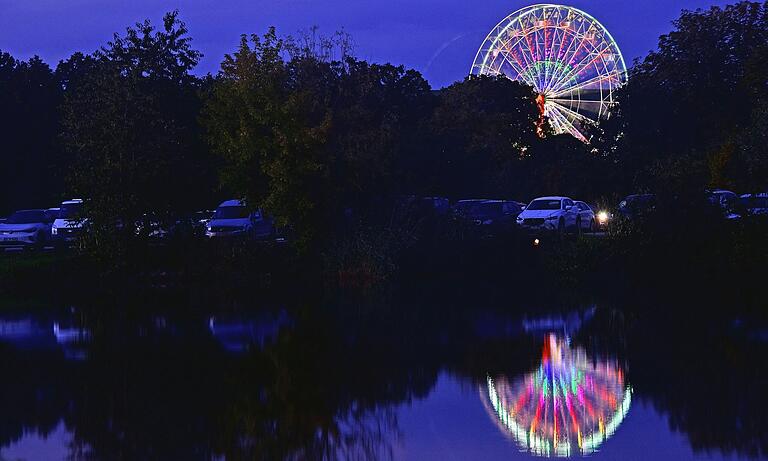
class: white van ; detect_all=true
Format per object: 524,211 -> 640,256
51,199 -> 87,244
205,199 -> 274,239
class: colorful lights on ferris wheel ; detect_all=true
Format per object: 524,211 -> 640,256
471,4 -> 628,142
482,334 -> 632,457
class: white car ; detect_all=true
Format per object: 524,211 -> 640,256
516,196 -> 580,233
0,209 -> 54,249
206,199 -> 275,239
51,199 -> 87,244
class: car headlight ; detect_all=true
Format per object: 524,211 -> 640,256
51,227 -> 58,235
597,211 -> 609,224
516,216 -> 523,223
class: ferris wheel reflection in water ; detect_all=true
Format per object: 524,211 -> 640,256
482,334 -> 632,457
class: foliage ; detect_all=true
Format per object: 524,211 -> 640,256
602,1 -> 768,194
203,28 -> 434,251
60,11 -> 215,260
425,75 -> 539,198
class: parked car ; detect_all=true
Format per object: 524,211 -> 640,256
45,208 -> 60,222
421,197 -> 450,216
739,193 -> 768,216
618,194 -> 656,220
708,189 -> 738,207
51,199 -> 86,245
392,196 -> 451,239
451,199 -> 491,219
134,213 -> 170,240
194,210 -> 214,229
457,200 -> 523,237
516,196 -> 579,233
707,189 -> 740,220
396,196 -> 450,220
573,201 -> 597,232
206,199 -> 274,240
0,209 -> 54,249
166,211 -> 213,239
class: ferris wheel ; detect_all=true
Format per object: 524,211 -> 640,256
471,4 -> 627,142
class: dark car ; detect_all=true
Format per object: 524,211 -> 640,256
739,193 -> 768,216
451,199 -> 491,219
166,211 -> 214,239
392,196 -> 451,240
618,194 -> 656,220
458,200 -> 523,238
707,189 -> 740,220
397,196 -> 450,219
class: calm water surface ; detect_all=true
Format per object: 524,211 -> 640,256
0,293 -> 765,460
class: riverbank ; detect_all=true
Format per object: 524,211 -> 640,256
2,214 -> 766,319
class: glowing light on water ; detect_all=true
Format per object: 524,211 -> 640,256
483,334 -> 631,457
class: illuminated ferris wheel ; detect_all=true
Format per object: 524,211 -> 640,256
471,4 -> 628,142
482,334 -> 632,457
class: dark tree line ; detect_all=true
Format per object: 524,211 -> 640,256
598,1 -> 768,195
1,3 -> 767,252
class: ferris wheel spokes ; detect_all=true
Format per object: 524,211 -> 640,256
550,72 -> 620,99
471,4 -> 627,141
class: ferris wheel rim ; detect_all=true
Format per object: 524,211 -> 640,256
470,4 -> 628,141
470,4 -> 628,78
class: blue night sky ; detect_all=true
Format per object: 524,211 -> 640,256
0,0 -> 731,88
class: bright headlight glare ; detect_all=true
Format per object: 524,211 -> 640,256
597,211 -> 609,223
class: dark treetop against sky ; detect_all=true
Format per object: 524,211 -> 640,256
0,0 -> 730,88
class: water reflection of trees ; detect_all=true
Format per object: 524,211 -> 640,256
0,300 -> 766,460
0,346 -> 72,450
629,316 -> 768,459
579,306 -> 768,459
0,307 -> 444,460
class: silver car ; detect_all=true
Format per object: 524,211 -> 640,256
516,196 -> 580,233
0,209 -> 54,249
574,201 -> 597,232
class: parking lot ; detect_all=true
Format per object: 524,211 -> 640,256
1,188 -> 762,255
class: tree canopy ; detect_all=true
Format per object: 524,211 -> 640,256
60,11 -> 216,256
605,1 -> 768,193
203,29 -> 437,249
